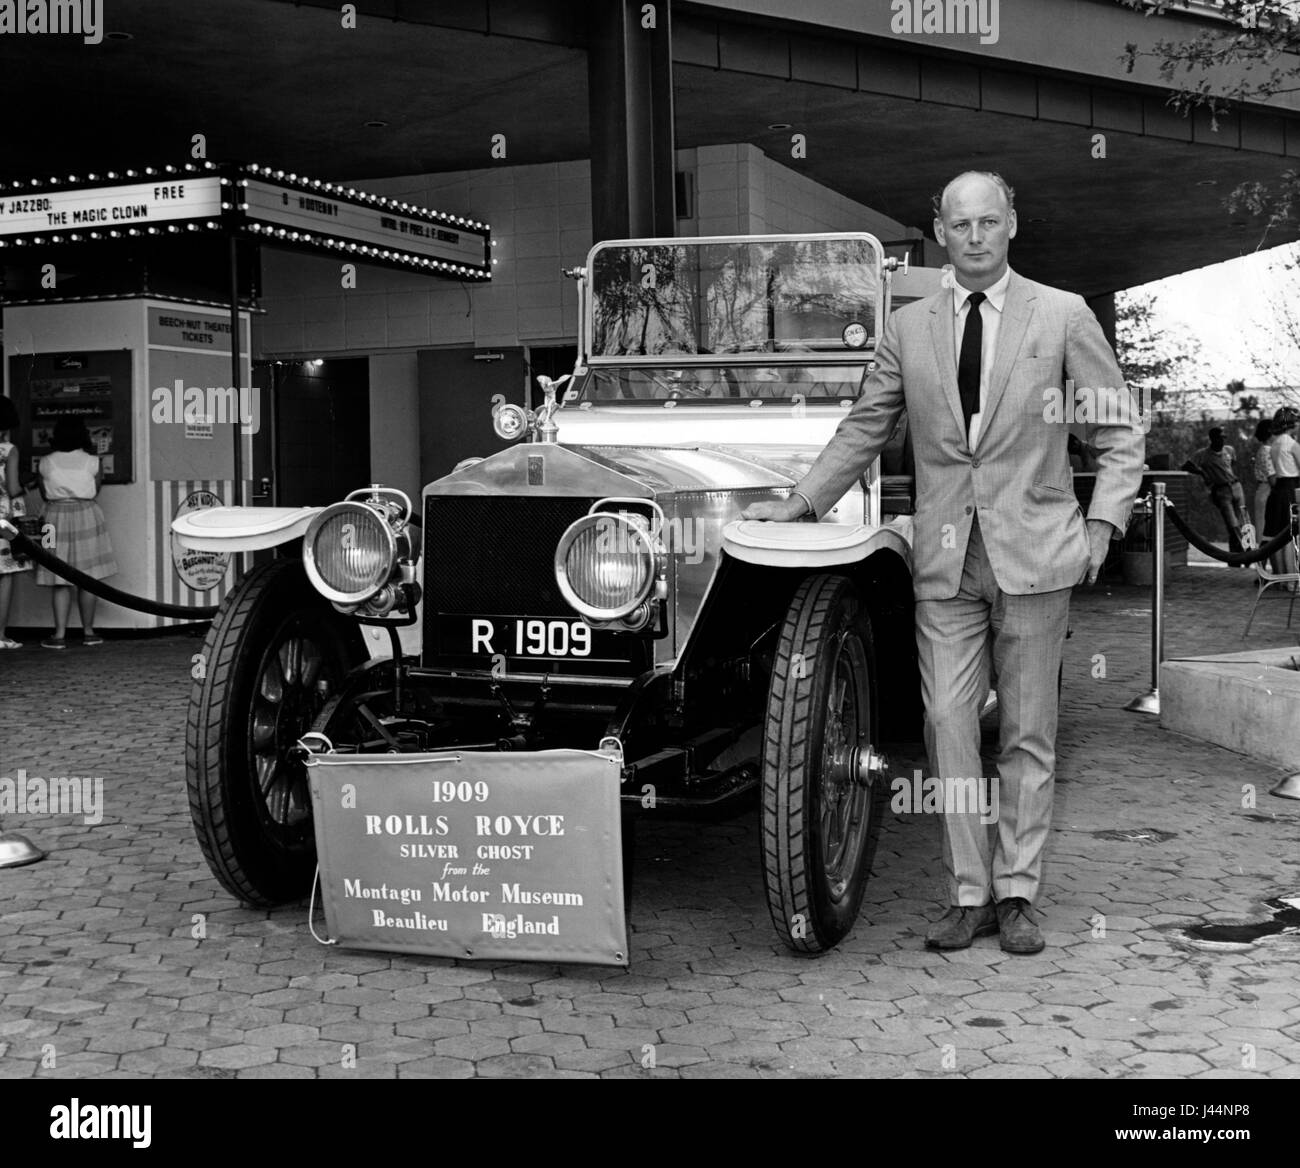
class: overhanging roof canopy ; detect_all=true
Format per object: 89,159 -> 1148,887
0,0 -> 1296,296
0,161 -> 492,280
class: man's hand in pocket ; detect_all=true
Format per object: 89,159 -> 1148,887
1084,518 -> 1118,585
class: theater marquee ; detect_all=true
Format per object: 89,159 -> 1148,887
0,162 -> 492,280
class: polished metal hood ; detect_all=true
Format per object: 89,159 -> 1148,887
425,438 -> 795,502
425,441 -> 653,500
577,445 -> 793,494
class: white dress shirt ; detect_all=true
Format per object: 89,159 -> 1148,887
1272,432 -> 1300,478
952,265 -> 1012,449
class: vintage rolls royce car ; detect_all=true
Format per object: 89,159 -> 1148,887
174,233 -> 932,953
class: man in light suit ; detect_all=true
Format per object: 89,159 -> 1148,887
743,172 -> 1144,954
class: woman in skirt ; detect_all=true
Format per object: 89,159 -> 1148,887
35,417 -> 118,648
0,395 -> 32,648
1264,406 -> 1300,580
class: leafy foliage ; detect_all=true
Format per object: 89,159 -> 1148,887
1121,1 -> 1300,231
1115,289 -> 1205,410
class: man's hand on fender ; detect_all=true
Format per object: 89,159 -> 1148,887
742,495 -> 809,522
1084,518 -> 1117,586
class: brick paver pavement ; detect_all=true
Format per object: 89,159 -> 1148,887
1,562 -> 1297,1079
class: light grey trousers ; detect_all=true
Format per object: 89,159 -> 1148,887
914,517 -> 1071,906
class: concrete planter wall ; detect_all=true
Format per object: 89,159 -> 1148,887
1161,648 -> 1300,771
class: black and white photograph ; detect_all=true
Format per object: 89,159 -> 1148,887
0,0 -> 1296,1140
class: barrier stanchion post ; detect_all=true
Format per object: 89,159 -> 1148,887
1126,481 -> 1166,715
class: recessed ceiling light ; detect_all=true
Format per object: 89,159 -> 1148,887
106,30 -> 133,40
1196,179 -> 1217,186
364,120 -> 389,129
767,122 -> 792,131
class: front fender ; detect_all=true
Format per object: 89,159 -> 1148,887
172,506 -> 323,552
722,516 -> 912,571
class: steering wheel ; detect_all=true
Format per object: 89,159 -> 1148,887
649,371 -> 713,399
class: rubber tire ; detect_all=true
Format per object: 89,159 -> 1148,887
762,573 -> 882,954
187,559 -> 364,906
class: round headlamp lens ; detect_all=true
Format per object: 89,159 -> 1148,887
556,514 -> 654,620
304,504 -> 396,603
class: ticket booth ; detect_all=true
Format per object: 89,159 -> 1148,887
0,162 -> 491,631
4,300 -> 254,629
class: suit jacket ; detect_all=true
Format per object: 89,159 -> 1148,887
799,270 -> 1146,600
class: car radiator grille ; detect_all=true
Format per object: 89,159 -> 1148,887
423,495 -> 596,621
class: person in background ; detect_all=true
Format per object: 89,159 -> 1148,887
0,395 -> 32,648
34,417 -> 118,649
1191,426 -> 1248,556
1265,406 -> 1300,579
1250,418 -> 1275,540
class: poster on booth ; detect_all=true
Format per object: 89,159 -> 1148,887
307,750 -> 628,966
171,489 -> 230,592
11,350 -> 134,485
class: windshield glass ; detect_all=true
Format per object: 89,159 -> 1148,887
571,364 -> 865,403
588,237 -> 880,358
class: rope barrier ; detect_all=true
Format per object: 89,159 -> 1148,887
1161,501 -> 1299,566
0,520 -> 218,622
1126,485 -> 1299,717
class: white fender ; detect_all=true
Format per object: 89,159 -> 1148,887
723,516 -> 912,570
171,506 -> 323,552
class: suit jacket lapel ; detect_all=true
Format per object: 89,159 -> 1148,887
976,271 -> 1035,450
928,288 -> 967,441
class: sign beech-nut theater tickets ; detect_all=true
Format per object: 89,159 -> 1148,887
306,750 -> 628,966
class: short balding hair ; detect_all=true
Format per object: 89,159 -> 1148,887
933,171 -> 1016,219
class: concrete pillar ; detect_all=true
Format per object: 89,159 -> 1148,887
1087,291 -> 1118,351
587,0 -> 677,242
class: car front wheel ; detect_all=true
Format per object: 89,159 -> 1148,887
186,559 -> 364,906
761,573 -> 884,953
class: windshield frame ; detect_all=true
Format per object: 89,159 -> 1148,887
566,362 -> 871,406
580,231 -> 888,368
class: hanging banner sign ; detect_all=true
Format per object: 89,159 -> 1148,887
244,180 -> 488,268
307,749 -> 628,966
0,178 -> 223,236
0,163 -> 491,281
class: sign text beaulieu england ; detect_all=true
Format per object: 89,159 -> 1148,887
307,750 -> 627,966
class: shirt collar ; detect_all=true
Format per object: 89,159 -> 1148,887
952,266 -> 1013,315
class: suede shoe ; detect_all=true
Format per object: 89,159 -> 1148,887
996,897 -> 1045,954
924,903 -> 998,950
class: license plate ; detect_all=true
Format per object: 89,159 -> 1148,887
460,616 -> 596,659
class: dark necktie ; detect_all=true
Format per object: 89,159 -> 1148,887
958,291 -> 986,437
